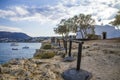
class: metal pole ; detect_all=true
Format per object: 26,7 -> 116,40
76,43 -> 82,71
68,40 -> 72,57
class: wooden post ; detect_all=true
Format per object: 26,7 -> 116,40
65,39 -> 67,54
63,38 -> 67,54
68,36 -> 72,57
76,42 -> 83,71
51,37 -> 55,44
68,40 -> 72,57
58,39 -> 61,47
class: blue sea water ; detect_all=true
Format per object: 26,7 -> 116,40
0,43 -> 41,64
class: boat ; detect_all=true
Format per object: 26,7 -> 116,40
10,42 -> 19,46
22,46 -> 29,49
12,48 -> 18,50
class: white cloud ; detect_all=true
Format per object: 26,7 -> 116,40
0,26 -> 22,32
0,6 -> 29,19
0,10 -> 16,18
0,0 -> 119,25
15,6 -> 29,16
61,0 -> 78,5
9,13 -> 56,24
48,0 -> 120,24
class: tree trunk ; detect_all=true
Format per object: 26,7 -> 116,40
79,29 -> 84,39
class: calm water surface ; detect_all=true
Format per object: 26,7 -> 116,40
0,43 -> 41,64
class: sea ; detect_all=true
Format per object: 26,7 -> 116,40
0,43 -> 41,64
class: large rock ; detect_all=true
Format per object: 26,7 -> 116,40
0,74 -> 3,80
1,67 -> 11,74
10,69 -> 26,76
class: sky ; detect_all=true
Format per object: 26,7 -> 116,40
0,0 -> 120,37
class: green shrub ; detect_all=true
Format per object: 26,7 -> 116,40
87,34 -> 99,39
42,44 -> 52,49
2,63 -> 9,67
35,51 -> 55,59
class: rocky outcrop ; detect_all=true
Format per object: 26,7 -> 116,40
0,58 -> 64,80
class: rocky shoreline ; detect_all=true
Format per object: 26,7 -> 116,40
0,40 -> 120,80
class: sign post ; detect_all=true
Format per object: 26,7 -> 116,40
76,42 -> 83,71
62,27 -> 92,80
68,36 -> 72,57
63,36 -> 75,62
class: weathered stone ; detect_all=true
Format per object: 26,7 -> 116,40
25,71 -> 31,77
10,69 -> 26,76
0,74 -> 3,80
25,77 -> 31,80
2,67 -> 11,74
9,59 -> 21,65
0,65 -> 2,74
63,56 -> 75,62
57,51 -> 65,55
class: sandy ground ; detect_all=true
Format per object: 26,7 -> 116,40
23,39 -> 120,80
62,39 -> 120,80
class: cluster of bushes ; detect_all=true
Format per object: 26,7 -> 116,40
34,43 -> 66,59
2,63 -> 9,67
42,44 -> 52,49
34,51 -> 55,59
87,34 -> 100,39
34,43 -> 57,59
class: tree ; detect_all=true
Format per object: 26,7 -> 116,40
54,19 -> 70,52
54,14 -> 95,39
70,14 -> 95,39
110,10 -> 120,29
54,19 -> 70,37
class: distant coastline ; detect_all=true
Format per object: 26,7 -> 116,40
0,31 -> 51,42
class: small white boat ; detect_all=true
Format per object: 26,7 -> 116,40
12,48 -> 18,50
22,46 -> 29,49
11,43 -> 19,46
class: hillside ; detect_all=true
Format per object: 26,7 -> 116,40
0,31 -> 30,40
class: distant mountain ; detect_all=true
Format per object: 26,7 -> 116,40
0,31 -> 30,40
95,25 -> 120,38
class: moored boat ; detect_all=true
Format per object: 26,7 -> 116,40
10,43 -> 19,46
12,48 -> 18,50
22,46 -> 29,49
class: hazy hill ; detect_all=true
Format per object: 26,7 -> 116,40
0,31 -> 30,40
